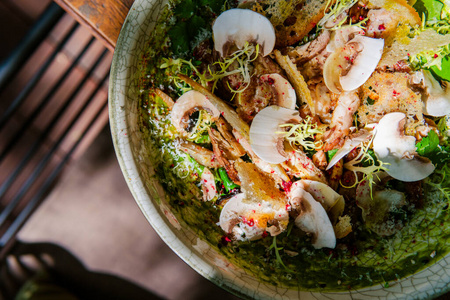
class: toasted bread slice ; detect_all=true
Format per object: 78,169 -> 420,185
274,0 -> 329,48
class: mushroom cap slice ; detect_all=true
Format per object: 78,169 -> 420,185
323,35 -> 384,93
422,70 -> 450,117
339,36 -> 384,91
379,154 -> 435,182
219,193 -> 289,241
326,129 -> 372,170
289,181 -> 336,249
212,8 -> 276,57
290,180 -> 345,225
373,112 -> 435,182
259,73 -> 296,109
249,105 -> 301,164
171,90 -> 221,135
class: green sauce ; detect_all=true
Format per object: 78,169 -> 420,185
137,0 -> 450,291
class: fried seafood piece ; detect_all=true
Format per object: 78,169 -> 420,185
288,30 -> 331,65
357,71 -> 423,125
287,30 -> 331,82
232,55 -> 285,122
154,88 -> 174,109
272,0 -> 330,48
323,91 -> 360,151
308,78 -> 338,124
365,0 -> 421,33
214,116 -> 246,159
175,138 -> 220,169
281,144 -> 328,184
208,128 -> 241,184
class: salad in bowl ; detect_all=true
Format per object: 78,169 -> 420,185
111,0 -> 450,298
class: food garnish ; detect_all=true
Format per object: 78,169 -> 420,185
139,0 -> 450,291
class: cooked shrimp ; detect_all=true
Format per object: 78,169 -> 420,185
175,138 -> 220,168
323,91 -> 360,151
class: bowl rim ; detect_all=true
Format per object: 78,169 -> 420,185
108,0 -> 450,299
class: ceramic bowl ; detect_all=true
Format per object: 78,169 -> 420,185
109,0 -> 450,298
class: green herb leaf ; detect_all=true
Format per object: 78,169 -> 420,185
199,0 -> 224,14
413,0 -> 444,20
327,149 -> 338,161
174,0 -> 196,19
431,56 -> 450,82
168,22 -> 190,55
416,130 -> 450,166
365,97 -> 375,105
188,15 -> 207,38
416,130 -> 440,156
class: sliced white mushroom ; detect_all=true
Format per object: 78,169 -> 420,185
171,90 -> 221,135
422,70 -> 450,117
289,181 -> 336,249
292,179 -> 345,225
323,35 -> 384,93
212,8 -> 276,57
219,193 -> 289,241
249,105 -> 301,164
326,129 -> 373,170
259,74 -> 296,109
373,112 -> 435,182
200,168 -> 217,201
326,25 -> 364,52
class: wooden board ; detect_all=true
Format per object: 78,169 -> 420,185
54,0 -> 134,50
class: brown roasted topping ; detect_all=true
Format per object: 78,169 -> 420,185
274,0 -> 329,47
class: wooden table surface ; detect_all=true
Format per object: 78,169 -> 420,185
54,0 -> 134,51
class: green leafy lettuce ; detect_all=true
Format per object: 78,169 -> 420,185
416,129 -> 450,167
412,0 -> 450,81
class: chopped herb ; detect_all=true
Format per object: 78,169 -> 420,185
365,97 -> 376,105
416,130 -> 450,167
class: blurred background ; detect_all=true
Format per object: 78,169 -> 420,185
0,1 -> 238,299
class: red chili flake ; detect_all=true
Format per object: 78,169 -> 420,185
170,164 -> 174,168
262,231 -> 269,238
267,77 -> 275,85
344,56 -> 350,61
242,216 -> 255,227
393,90 -> 400,97
378,24 -> 386,30
282,180 -> 293,192
221,235 -> 232,246
285,204 -> 291,211
434,53 -> 439,58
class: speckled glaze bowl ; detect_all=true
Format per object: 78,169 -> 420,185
109,0 -> 450,299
